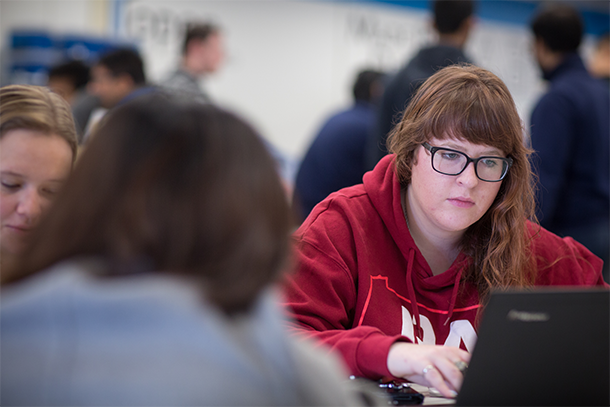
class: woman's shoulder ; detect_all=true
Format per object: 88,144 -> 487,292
0,257 -> 201,321
1,258 -> 99,309
525,220 -> 594,256
525,221 -> 606,286
296,184 -> 379,235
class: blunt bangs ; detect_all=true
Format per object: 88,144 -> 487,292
417,75 -> 522,157
389,64 -> 528,188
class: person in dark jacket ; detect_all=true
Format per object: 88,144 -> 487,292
529,3 -> 610,282
293,69 -> 385,223
365,0 -> 476,170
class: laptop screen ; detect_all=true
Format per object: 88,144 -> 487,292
456,287 -> 609,406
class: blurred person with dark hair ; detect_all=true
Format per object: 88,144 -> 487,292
83,47 -> 156,142
47,60 -> 99,143
161,21 -> 224,103
47,60 -> 90,105
365,0 -> 476,170
529,3 -> 610,282
0,94 -> 373,406
293,69 -> 386,222
0,84 -> 78,275
89,47 -> 151,109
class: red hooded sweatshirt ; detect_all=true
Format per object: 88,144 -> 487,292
282,155 -> 606,380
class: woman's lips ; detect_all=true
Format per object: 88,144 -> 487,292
448,197 -> 475,208
5,225 -> 33,233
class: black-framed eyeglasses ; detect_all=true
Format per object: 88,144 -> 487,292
422,142 -> 513,182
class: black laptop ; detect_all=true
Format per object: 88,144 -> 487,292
456,287 -> 609,406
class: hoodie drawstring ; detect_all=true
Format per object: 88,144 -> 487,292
444,266 -> 464,326
405,248 -> 424,343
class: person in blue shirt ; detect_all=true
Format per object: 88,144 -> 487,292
529,3 -> 610,282
293,69 -> 385,223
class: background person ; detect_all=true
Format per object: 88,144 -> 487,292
161,21 -> 225,103
88,47 -> 155,110
0,84 -> 77,276
529,3 -> 610,282
83,47 -> 155,141
293,68 -> 385,223
365,0 -> 476,170
47,60 -> 90,106
0,94 -> 369,406
47,59 -> 99,143
282,64 -> 607,399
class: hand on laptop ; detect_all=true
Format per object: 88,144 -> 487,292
387,342 -> 470,398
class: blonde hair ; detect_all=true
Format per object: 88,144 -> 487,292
388,64 -> 537,300
0,84 -> 78,161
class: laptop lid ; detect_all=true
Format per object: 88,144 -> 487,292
456,287 -> 609,406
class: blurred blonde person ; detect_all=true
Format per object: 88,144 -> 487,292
0,85 -> 77,275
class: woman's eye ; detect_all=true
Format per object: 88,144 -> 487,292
440,152 -> 461,161
40,188 -> 58,198
481,159 -> 499,168
1,182 -> 20,190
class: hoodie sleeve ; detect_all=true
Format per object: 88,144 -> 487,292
282,231 -> 407,380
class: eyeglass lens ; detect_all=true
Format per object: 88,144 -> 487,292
433,149 -> 508,181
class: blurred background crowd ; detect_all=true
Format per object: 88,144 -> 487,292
1,0 -> 608,179
0,1 -> 608,405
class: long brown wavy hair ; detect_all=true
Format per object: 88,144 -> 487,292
388,64 -> 537,300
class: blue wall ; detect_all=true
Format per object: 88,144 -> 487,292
352,0 -> 609,36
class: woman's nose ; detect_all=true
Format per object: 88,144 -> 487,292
15,189 -> 44,223
456,162 -> 479,187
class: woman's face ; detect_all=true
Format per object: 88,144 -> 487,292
407,137 -> 504,238
0,129 -> 73,256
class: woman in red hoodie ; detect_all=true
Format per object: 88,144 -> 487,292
282,64 -> 607,398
